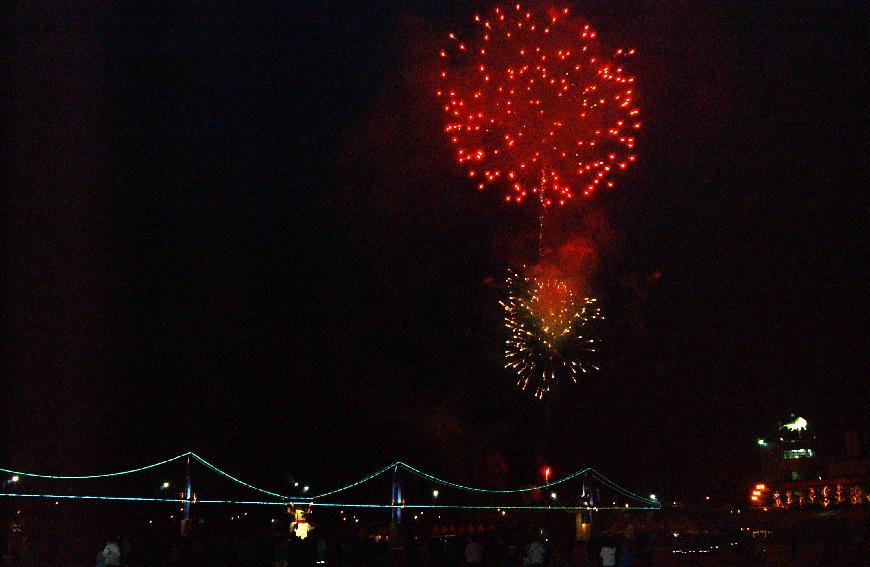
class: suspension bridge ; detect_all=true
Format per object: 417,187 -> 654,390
1,451 -> 659,512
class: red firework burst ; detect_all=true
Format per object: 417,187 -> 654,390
438,4 -> 640,206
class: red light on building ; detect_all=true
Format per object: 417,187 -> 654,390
750,483 -> 768,506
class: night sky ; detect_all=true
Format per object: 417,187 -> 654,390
2,1 -> 865,503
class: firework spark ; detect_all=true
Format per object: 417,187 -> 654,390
501,269 -> 601,399
438,4 -> 639,206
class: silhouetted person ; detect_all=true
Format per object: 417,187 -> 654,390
101,537 -> 121,566
465,536 -> 483,564
598,539 -> 616,567
526,539 -> 545,566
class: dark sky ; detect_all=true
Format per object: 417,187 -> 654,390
2,1 -> 865,503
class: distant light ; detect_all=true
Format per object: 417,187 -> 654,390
161,482 -> 170,489
650,494 -> 656,500
543,466 -> 551,482
783,416 -> 807,432
757,439 -> 768,447
783,448 -> 815,459
294,482 -> 299,487
705,496 -> 710,501
10,475 -> 19,483
303,485 -> 310,493
550,492 -> 558,500
432,490 -> 439,498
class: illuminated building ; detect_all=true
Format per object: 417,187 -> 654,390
759,414 -> 819,483
751,415 -> 869,510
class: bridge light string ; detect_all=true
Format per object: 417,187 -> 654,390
189,453 -> 294,501
192,454 -> 396,502
399,462 -> 658,508
0,452 -> 191,480
287,502 -> 660,511
0,452 -> 659,509
306,463 -> 397,500
587,469 -> 658,506
0,493 -> 658,511
398,461 -> 592,493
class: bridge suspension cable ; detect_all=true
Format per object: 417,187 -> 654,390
1,451 -> 660,509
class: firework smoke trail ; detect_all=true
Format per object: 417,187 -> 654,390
500,269 -> 602,399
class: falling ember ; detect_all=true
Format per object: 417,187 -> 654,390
500,269 -> 602,399
438,4 -> 640,206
